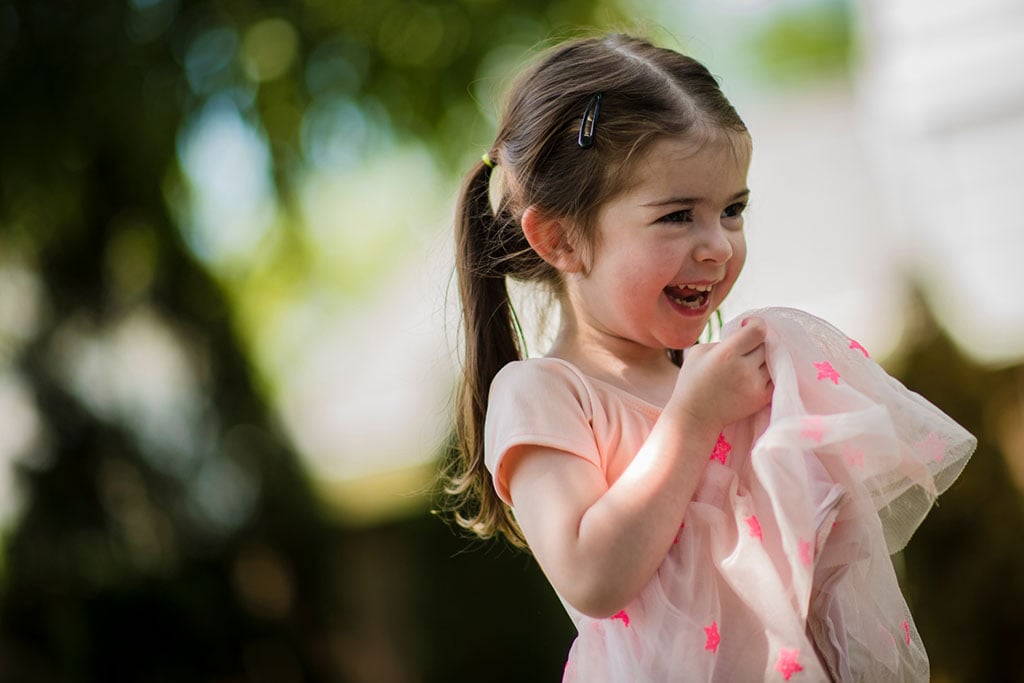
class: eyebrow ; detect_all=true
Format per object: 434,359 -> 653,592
641,189 -> 750,207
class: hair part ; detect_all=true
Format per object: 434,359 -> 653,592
443,33 -> 749,548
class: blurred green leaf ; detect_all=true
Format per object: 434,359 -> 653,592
746,0 -> 854,84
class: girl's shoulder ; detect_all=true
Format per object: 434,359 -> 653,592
491,357 -> 661,418
491,357 -> 596,411
485,358 -> 607,504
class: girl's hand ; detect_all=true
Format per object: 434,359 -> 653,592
505,319 -> 772,618
669,317 -> 773,432
508,323 -> 771,617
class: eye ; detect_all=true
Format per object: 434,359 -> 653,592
658,209 -> 692,223
722,201 -> 747,219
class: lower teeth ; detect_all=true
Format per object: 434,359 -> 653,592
670,295 -> 703,308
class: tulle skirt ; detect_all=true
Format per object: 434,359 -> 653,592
562,308 -> 975,682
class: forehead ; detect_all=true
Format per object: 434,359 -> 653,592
622,131 -> 751,197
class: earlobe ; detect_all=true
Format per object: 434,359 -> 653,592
521,206 -> 583,273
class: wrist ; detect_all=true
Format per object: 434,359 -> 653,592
668,397 -> 723,444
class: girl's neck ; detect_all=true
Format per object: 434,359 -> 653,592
546,329 -> 678,408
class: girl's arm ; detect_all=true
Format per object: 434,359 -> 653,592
505,320 -> 771,618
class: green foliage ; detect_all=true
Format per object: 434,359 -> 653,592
175,0 -> 632,178
746,0 -> 854,84
0,0 -> 628,679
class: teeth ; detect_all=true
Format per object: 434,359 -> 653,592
666,282 -> 714,308
670,283 -> 715,292
668,293 -> 704,308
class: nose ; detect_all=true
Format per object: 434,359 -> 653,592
693,224 -> 733,264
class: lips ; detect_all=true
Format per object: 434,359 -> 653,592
664,283 -> 714,309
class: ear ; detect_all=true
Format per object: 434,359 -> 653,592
521,206 -> 584,273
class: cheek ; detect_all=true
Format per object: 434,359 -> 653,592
730,236 -> 748,276
599,246 -> 659,289
716,236 -> 746,301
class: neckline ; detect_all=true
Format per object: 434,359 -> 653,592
536,357 -> 665,415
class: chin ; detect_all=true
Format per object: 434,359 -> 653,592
664,331 -> 703,351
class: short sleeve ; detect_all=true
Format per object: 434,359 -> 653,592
484,359 -> 603,505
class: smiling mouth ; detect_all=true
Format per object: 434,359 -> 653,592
665,283 -> 713,309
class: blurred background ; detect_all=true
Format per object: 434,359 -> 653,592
0,0 -> 1022,681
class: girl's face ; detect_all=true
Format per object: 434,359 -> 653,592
563,132 -> 750,358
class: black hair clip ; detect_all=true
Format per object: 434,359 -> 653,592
577,92 -> 603,149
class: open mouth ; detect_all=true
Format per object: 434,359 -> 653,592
665,283 -> 713,310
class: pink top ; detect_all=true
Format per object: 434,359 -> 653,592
484,307 -> 975,682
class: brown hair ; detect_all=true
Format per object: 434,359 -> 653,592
444,33 -> 749,547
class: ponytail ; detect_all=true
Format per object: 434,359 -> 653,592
444,158 -> 531,548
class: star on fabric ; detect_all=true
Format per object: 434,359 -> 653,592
843,444 -> 865,468
798,539 -> 813,567
915,432 -> 947,463
800,416 -> 826,444
704,621 -> 720,653
673,521 -> 685,545
610,610 -> 630,627
849,338 -> 869,358
745,515 -> 763,541
774,648 -> 804,680
710,432 -> 732,465
902,619 -> 911,645
814,361 -> 840,385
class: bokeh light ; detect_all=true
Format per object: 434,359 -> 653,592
1,0 -> 1021,680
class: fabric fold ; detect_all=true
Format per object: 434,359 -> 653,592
559,307 -> 975,682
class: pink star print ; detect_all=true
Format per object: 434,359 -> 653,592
843,444 -> 865,468
710,433 -> 731,465
745,515 -> 763,541
798,539 -> 813,567
814,361 -> 840,385
774,648 -> 804,680
610,610 -> 630,627
704,621 -> 720,653
800,416 -> 826,444
849,338 -> 870,358
902,619 -> 911,645
915,432 -> 947,463
674,521 -> 685,545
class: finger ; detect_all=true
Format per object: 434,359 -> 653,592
740,316 -> 767,336
729,318 -> 767,354
681,341 -> 715,364
740,316 -> 766,330
753,359 -> 771,388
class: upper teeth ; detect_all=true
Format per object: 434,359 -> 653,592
674,283 -> 713,292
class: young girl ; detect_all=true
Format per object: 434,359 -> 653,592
446,33 -> 975,681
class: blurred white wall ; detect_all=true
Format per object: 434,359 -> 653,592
856,0 -> 1024,363
687,0 -> 1024,366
